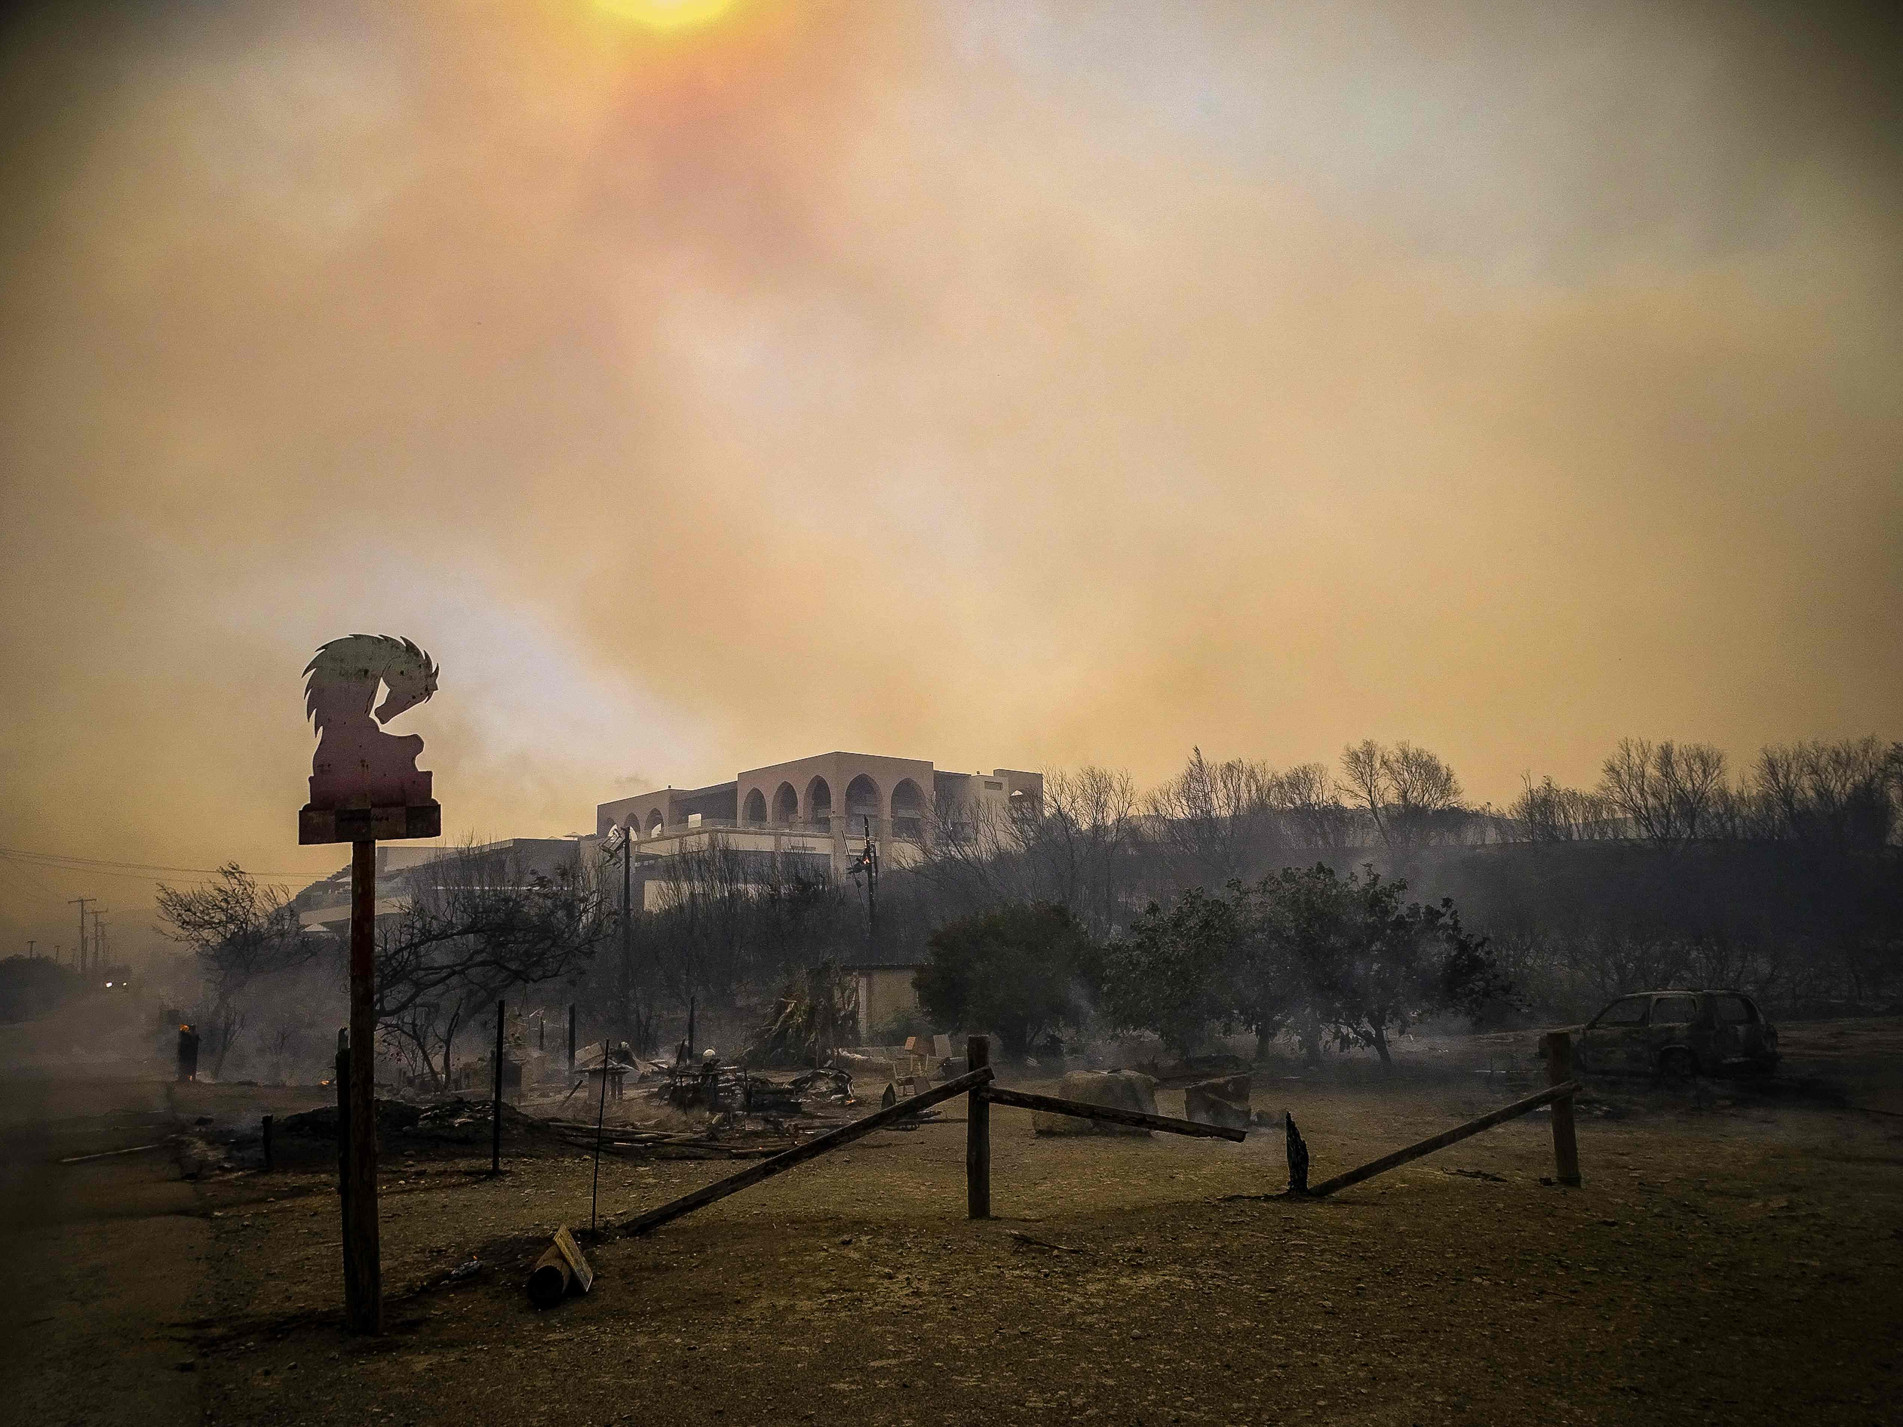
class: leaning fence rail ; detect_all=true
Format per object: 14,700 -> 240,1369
1302,1029 -> 1584,1196
980,1086 -> 1249,1142
1304,1080 -> 1580,1197
602,1066 -> 994,1240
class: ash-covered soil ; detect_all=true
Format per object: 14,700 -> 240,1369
7,1022 -> 1901,1426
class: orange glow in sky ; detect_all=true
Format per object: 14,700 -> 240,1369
594,0 -> 742,33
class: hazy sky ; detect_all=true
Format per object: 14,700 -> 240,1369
2,0 -> 1898,950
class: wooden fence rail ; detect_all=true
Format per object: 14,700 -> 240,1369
542,1031 -> 1584,1306
980,1086 -> 1249,1143
603,1066 -> 995,1240
1305,1080 -> 1580,1197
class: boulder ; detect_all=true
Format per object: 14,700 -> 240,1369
1032,1070 -> 1157,1136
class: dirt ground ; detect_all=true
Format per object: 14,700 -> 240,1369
5,1020 -> 1901,1427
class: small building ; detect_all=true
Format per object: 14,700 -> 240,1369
843,956 -> 930,1044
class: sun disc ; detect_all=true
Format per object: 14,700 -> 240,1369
593,0 -> 740,32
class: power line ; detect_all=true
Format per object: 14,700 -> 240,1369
0,857 -> 224,887
0,854 -> 72,906
0,846 -> 304,880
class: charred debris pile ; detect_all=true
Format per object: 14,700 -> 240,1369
235,1054 -> 915,1170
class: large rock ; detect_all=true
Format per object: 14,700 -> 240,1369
1032,1070 -> 1157,1136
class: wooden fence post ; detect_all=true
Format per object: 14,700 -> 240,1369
591,1040 -> 609,1232
1542,1030 -> 1581,1187
966,1035 -> 990,1220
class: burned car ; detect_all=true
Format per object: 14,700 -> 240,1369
1574,989 -> 1778,1079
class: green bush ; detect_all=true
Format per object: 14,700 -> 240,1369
914,903 -> 1093,1059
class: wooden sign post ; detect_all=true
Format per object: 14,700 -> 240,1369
298,635 -> 441,1336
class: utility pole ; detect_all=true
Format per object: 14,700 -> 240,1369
838,817 -> 880,1064
848,816 -> 878,950
26,941 -> 35,960
90,910 -> 108,975
621,827 -> 635,1052
67,897 -> 93,980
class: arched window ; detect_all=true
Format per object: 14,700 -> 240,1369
806,777 -> 832,829
646,809 -> 664,837
743,788 -> 768,825
844,783 -> 879,837
773,782 -> 799,826
890,778 -> 925,841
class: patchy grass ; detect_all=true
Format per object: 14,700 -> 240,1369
177,1046 -> 1903,1427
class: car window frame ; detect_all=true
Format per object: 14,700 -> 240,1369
1590,996 -> 1651,1029
1650,993 -> 1700,1027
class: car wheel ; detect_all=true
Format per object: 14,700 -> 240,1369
1658,1048 -> 1696,1083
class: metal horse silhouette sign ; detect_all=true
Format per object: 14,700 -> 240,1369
297,634 -> 443,844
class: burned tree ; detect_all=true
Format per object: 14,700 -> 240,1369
743,960 -> 859,1066
156,864 -> 313,1078
1145,748 -> 1277,887
919,764 -> 1147,939
1597,737 -> 1732,846
373,843 -> 610,1088
1339,740 -> 1467,848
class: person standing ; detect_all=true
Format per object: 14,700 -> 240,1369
176,1023 -> 200,1083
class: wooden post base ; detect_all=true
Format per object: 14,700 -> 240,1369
966,1036 -> 991,1220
